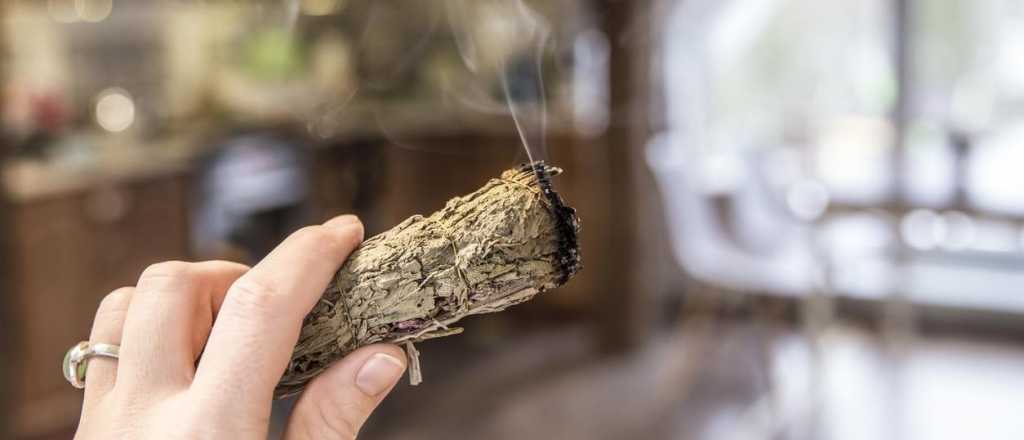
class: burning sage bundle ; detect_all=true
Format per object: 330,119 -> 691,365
275,162 -> 582,398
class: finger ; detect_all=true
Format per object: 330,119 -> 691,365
118,260 -> 249,392
183,262 -> 252,359
82,287 -> 134,407
193,215 -> 363,406
284,345 -> 406,440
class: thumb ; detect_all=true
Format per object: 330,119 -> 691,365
284,344 -> 407,440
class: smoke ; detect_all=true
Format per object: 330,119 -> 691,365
445,0 -> 553,164
358,3 -> 443,92
511,0 -> 552,164
297,0 -> 555,162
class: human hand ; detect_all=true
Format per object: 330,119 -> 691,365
74,215 -> 407,439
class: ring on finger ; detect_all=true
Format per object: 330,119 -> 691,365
63,341 -> 120,389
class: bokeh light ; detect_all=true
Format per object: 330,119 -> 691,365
95,88 -> 135,133
49,0 -> 112,23
786,179 -> 830,221
300,0 -> 345,16
940,211 -> 975,251
901,209 -> 947,251
47,0 -> 78,23
76,0 -> 113,23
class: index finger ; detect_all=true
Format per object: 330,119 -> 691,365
192,215 -> 364,407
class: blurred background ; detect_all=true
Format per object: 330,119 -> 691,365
1,0 -> 1023,439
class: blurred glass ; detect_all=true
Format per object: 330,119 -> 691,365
651,3 -> 1024,436
653,0 -> 1024,311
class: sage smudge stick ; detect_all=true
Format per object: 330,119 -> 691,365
276,162 -> 582,398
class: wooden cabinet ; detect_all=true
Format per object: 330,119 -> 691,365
5,173 -> 191,438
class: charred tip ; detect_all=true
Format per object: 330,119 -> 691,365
517,161 -> 563,178
552,204 -> 582,284
517,161 -> 582,284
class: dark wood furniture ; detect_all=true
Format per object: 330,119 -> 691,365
4,170 -> 192,437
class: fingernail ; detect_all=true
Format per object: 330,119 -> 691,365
327,215 -> 360,228
324,215 -> 364,241
355,353 -> 405,396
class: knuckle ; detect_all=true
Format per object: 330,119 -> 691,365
205,259 -> 251,274
138,261 -> 194,284
226,275 -> 281,315
97,287 -> 133,314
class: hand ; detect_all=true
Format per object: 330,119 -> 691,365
75,215 -> 407,439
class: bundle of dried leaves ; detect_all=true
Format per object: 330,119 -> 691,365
275,162 -> 582,398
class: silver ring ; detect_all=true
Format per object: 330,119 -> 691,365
63,341 -> 120,389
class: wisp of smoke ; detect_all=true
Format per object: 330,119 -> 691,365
446,0 -> 553,165
300,0 -> 554,164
